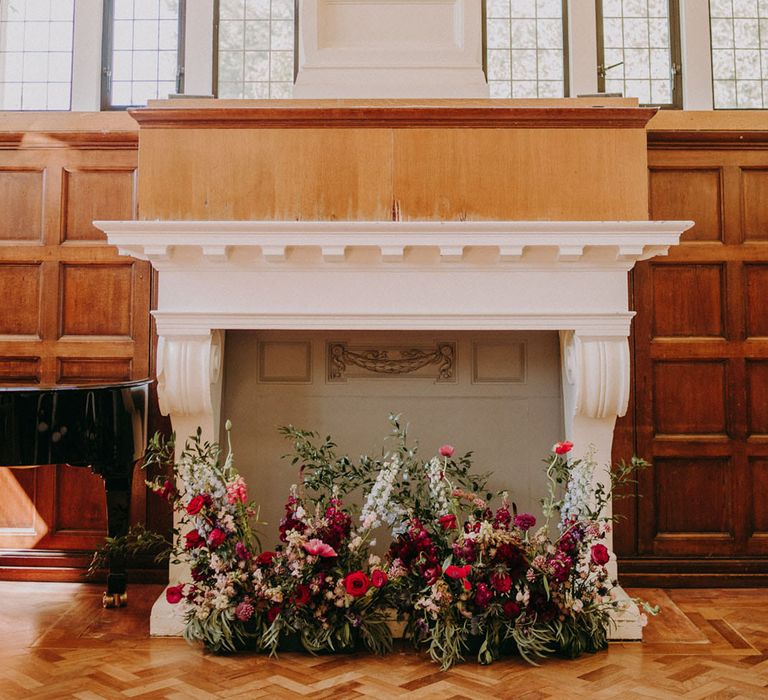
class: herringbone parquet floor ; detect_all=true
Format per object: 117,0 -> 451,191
0,582 -> 766,699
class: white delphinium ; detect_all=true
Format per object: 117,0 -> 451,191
361,455 -> 406,530
425,456 -> 451,515
561,448 -> 597,525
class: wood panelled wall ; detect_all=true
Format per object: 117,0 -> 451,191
0,114 -> 166,581
616,116 -> 768,586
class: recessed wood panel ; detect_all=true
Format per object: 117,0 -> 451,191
57,358 -> 133,384
745,264 -> 768,337
472,341 -> 526,383
0,357 -> 40,384
61,169 -> 135,242
747,361 -> 768,436
652,264 -> 724,337
258,341 -> 312,383
0,468 -> 37,531
750,459 -> 768,534
649,168 -> 722,242
653,361 -> 727,435
54,466 -> 106,533
59,264 -> 133,337
742,169 -> 768,241
655,458 -> 731,534
0,169 -> 44,241
0,263 -> 41,336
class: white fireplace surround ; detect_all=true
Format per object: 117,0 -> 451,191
97,218 -> 692,639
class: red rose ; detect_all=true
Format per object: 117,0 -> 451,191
256,551 -> 275,566
184,530 -> 204,550
554,441 -> 574,456
439,444 -> 455,458
267,605 -> 281,623
438,514 -> 458,530
344,571 -> 370,597
207,528 -> 226,548
371,569 -> 388,588
591,543 -> 610,566
186,494 -> 206,515
490,571 -> 512,594
165,584 -> 184,604
503,600 -> 520,619
444,564 -> 471,579
293,584 -> 311,606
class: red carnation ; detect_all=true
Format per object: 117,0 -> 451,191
184,530 -> 204,550
344,571 -> 370,597
186,494 -> 206,515
165,584 -> 184,604
438,514 -> 458,530
371,569 -> 388,588
503,600 -> 520,619
256,550 -> 276,566
514,513 -> 537,531
444,564 -> 471,579
553,441 -> 574,455
591,543 -> 610,566
293,584 -> 311,606
490,571 -> 512,594
207,528 -> 226,548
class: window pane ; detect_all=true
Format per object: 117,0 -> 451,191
710,0 -> 768,107
0,0 -> 74,110
216,0 -> 295,99
106,0 -> 183,107
599,0 -> 674,105
487,0 -> 566,99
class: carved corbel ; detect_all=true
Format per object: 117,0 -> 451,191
560,331 -> 630,419
156,331 -> 224,417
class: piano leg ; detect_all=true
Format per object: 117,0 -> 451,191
102,475 -> 131,608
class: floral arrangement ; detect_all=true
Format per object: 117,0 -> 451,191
135,415 -> 652,667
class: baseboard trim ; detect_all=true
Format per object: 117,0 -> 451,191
619,557 -> 768,587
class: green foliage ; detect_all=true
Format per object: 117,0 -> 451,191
87,524 -> 170,578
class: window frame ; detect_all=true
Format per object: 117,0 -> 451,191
100,0 -> 187,111
595,0 -> 683,109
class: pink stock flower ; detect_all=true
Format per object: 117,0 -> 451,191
439,444 -> 455,458
303,538 -> 338,558
553,440 -> 574,455
226,475 -> 248,505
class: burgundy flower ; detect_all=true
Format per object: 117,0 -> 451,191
190,566 -> 206,582
550,553 -> 572,583
293,584 -> 311,606
514,513 -> 537,531
553,440 -> 574,455
474,582 -> 493,609
267,605 -> 281,623
490,571 -> 512,594
503,600 -> 521,619
439,444 -> 455,457
235,541 -> 250,560
423,566 -> 443,586
207,528 -> 226,548
438,514 -> 458,530
156,479 -> 175,502
371,569 -> 388,588
344,571 -> 370,597
184,530 -> 204,550
494,506 -> 512,529
165,584 -> 184,604
255,550 -> 275,566
186,494 -> 206,515
591,543 -> 610,566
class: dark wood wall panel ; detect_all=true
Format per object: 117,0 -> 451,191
618,133 -> 768,586
0,114 -> 167,583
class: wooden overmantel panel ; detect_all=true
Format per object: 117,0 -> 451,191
133,99 -> 655,222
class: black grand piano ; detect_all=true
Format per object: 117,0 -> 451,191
0,380 -> 150,607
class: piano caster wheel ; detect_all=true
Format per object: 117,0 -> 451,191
102,592 -> 128,609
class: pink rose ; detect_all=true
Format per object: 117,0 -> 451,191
207,528 -> 226,548
303,538 -> 337,558
165,584 -> 184,604
439,444 -> 455,458
591,543 -> 610,566
553,441 -> 574,455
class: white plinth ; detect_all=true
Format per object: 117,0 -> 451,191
150,589 -> 186,636
608,586 -> 644,641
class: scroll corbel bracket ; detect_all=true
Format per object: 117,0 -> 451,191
560,331 -> 630,420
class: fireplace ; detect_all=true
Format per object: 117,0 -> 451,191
98,217 -> 692,637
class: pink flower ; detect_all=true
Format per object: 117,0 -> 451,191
553,441 -> 574,455
165,584 -> 184,604
207,528 -> 226,548
514,513 -> 537,531
439,444 -> 455,458
235,601 -> 254,621
303,538 -> 337,558
226,476 -> 248,505
591,543 -> 610,566
235,541 -> 250,560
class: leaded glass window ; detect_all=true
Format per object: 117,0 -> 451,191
216,0 -> 295,99
597,0 -> 681,106
102,0 -> 185,109
0,0 -> 75,110
710,0 -> 768,108
486,0 -> 567,98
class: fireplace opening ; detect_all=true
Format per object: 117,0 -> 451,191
220,329 -> 563,535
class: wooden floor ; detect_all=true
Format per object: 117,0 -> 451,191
0,583 -> 767,699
